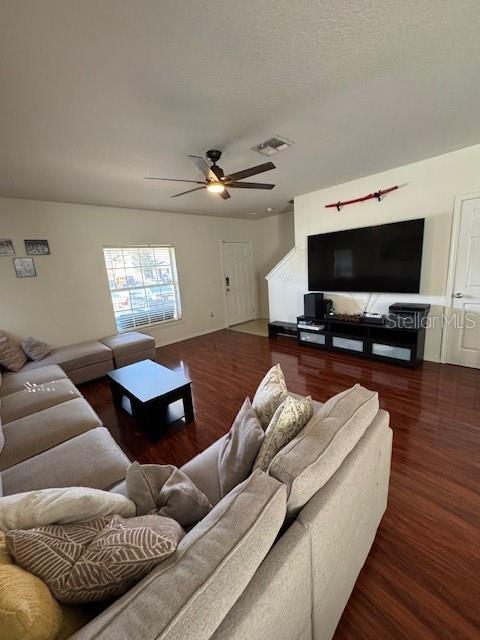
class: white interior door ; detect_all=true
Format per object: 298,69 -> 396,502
446,196 -> 480,368
221,241 -> 256,326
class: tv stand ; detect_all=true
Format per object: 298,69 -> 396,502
296,314 -> 427,367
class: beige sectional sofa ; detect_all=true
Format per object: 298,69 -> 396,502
0,363 -> 392,640
0,365 -> 130,496
14,331 -> 156,384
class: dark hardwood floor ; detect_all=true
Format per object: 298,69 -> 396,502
81,329 -> 480,640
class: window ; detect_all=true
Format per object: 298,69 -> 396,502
103,246 -> 181,332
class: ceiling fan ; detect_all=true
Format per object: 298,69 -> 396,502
145,149 -> 276,200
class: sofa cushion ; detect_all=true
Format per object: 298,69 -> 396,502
0,378 -> 81,424
101,332 -> 155,357
0,534 -> 63,640
126,462 -> 212,527
0,331 -> 27,372
72,470 -> 287,640
0,487 -> 136,531
20,340 -> 112,373
1,427 -> 130,495
252,364 -> 288,429
211,521 -> 312,640
269,384 -> 380,518
253,395 -> 313,473
7,515 -> 184,604
0,364 -> 67,398
0,398 -> 102,471
21,337 -> 52,362
218,397 -> 265,497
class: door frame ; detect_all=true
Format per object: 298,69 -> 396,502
440,190 -> 480,364
219,240 -> 257,327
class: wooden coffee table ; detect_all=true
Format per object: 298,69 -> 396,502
107,359 -> 194,430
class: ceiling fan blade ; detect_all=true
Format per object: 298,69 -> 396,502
170,186 -> 207,198
219,189 -> 231,200
226,182 -> 275,190
145,177 -> 205,184
222,161 -> 275,182
188,155 -> 222,182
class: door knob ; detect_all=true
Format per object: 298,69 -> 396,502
453,292 -> 463,298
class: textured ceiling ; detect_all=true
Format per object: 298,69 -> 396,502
1,0 -> 480,219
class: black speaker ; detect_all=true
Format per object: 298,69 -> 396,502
304,293 -> 324,318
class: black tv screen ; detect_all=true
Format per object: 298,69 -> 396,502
308,218 -> 424,293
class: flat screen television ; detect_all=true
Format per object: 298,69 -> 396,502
307,218 -> 424,293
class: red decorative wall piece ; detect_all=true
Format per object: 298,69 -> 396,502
325,185 -> 399,212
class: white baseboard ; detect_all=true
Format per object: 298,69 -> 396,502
424,354 -> 441,363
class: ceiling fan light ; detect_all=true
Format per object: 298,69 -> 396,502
207,182 -> 225,193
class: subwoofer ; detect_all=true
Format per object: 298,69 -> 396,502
304,293 -> 326,318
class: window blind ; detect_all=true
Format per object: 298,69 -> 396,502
103,246 -> 181,332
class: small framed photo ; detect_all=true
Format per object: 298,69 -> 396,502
25,239 -> 50,256
0,239 -> 15,256
13,257 -> 37,278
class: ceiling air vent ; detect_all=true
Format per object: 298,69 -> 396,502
251,136 -> 293,156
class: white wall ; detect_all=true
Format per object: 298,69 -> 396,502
0,197 -> 293,347
252,212 -> 295,318
268,144 -> 480,362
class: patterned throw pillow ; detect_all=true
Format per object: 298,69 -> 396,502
6,514 -> 184,604
0,331 -> 27,372
253,395 -> 313,472
0,400 -> 4,454
252,364 -> 288,429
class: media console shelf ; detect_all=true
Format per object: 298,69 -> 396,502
296,315 -> 427,367
268,320 -> 298,339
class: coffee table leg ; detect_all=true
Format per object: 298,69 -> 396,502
132,401 -> 151,430
183,386 -> 194,423
110,381 -> 122,409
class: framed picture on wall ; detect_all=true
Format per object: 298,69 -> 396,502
25,239 -> 50,255
0,240 -> 15,256
13,257 -> 36,278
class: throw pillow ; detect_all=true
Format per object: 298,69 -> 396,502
6,514 -> 184,604
0,402 -> 4,454
0,486 -> 136,531
0,532 -> 63,640
218,397 -> 265,497
252,363 -> 288,429
253,395 -> 313,472
0,331 -> 27,372
126,462 -> 212,527
21,337 -> 52,361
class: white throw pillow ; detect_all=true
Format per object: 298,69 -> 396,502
0,487 -> 136,531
